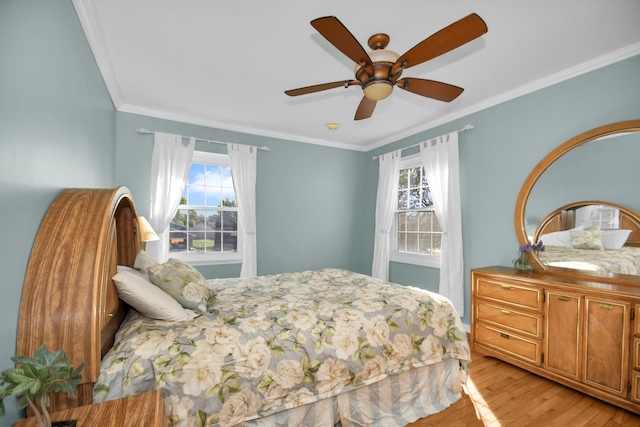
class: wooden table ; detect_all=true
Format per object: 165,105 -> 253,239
13,390 -> 167,427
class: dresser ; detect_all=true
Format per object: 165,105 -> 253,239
471,266 -> 640,414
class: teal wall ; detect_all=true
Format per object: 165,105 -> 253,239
1,2 -> 639,425
0,0 -> 116,424
527,131 -> 640,226
362,54 -> 640,324
115,112 -> 368,278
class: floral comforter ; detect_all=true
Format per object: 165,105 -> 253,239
541,246 -> 640,275
94,268 -> 470,426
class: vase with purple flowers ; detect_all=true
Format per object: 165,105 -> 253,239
515,240 -> 545,272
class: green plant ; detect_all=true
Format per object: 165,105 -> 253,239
0,345 -> 84,427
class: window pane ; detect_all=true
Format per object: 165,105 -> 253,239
222,211 -> 238,231
169,209 -> 188,253
397,212 -> 407,231
433,233 -> 442,255
421,187 -> 433,207
188,164 -> 205,187
433,214 -> 442,233
205,187 -> 222,207
419,234 -> 432,255
188,186 -> 205,206
222,166 -> 233,187
205,165 -> 222,186
398,190 -> 408,210
206,211 -> 221,232
418,211 -> 430,231
399,169 -> 408,189
397,232 -> 406,252
209,232 -> 221,252
409,167 -> 421,188
222,188 -> 236,206
406,211 -> 418,231
422,169 -> 428,187
223,231 -> 238,252
406,233 -> 418,253
193,233 -> 214,253
409,189 -> 421,209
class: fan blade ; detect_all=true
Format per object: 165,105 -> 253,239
311,16 -> 372,66
354,96 -> 376,120
396,78 -> 464,102
285,80 -> 354,97
395,13 -> 487,70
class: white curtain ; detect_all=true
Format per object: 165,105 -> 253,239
420,132 -> 464,316
228,143 -> 258,277
372,150 -> 401,281
147,133 -> 195,262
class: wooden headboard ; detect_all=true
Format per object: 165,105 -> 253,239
534,201 -> 640,247
16,187 -> 141,412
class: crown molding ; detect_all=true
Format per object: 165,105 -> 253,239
73,0 -> 123,109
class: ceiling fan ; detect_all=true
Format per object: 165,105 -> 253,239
285,14 -> 488,120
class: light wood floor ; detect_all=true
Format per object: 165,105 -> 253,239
408,351 -> 640,427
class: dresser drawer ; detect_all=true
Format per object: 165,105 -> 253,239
475,323 -> 541,365
634,338 -> 640,370
475,277 -> 542,311
476,301 -> 541,338
632,372 -> 640,404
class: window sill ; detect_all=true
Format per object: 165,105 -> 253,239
390,252 -> 441,268
168,253 -> 243,266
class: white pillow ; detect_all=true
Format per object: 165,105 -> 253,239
539,225 -> 584,247
602,229 -> 632,250
117,264 -> 148,279
133,250 -> 160,275
112,270 -> 196,321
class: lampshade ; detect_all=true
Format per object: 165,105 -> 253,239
138,216 -> 159,242
363,81 -> 394,101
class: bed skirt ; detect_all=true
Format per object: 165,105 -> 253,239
241,358 -> 466,427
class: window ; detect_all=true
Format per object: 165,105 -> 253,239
575,205 -> 620,229
169,151 -> 242,265
391,156 -> 442,268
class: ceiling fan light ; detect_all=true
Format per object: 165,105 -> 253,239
369,49 -> 400,63
363,81 -> 393,101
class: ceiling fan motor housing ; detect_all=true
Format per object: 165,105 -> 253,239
354,46 -> 401,100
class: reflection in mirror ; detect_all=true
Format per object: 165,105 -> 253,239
532,201 -> 640,275
515,119 -> 640,276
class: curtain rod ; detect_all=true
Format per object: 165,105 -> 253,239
135,128 -> 271,152
372,124 -> 474,160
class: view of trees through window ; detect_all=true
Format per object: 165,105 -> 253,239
396,166 -> 442,256
170,161 -> 238,254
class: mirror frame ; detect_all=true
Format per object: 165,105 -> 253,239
515,119 -> 640,271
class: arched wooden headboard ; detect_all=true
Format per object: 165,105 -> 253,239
16,187 -> 141,412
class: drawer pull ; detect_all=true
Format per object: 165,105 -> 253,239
558,296 -> 570,302
599,303 -> 614,310
500,309 -> 511,315
500,333 -> 510,339
500,284 -> 512,290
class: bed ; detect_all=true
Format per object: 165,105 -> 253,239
16,187 -> 470,426
534,201 -> 640,276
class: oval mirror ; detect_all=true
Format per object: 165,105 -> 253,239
515,119 -> 640,275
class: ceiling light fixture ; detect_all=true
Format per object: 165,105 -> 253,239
355,46 -> 399,101
327,122 -> 339,130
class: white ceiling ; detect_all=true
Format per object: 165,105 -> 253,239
73,1 -> 640,151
